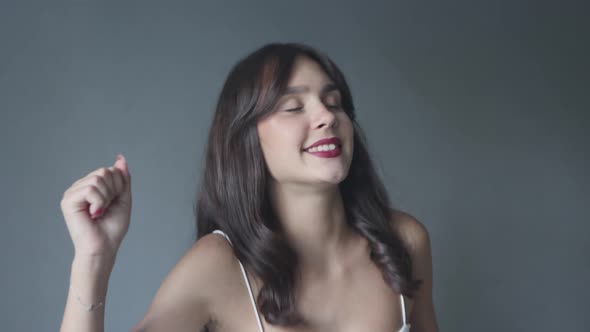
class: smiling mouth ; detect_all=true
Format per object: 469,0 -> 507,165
303,137 -> 342,150
305,143 -> 341,153
303,144 -> 342,158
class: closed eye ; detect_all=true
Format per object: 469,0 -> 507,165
284,107 -> 303,112
284,104 -> 341,113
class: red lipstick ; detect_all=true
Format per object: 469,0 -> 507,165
304,137 -> 342,150
304,137 -> 342,158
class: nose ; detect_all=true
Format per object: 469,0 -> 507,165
312,102 -> 338,130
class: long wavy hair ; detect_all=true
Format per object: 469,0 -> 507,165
195,42 -> 421,328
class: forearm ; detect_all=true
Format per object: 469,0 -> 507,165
60,255 -> 115,332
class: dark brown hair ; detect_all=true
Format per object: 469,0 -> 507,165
195,42 -> 421,329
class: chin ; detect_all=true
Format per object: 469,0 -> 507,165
315,171 -> 349,185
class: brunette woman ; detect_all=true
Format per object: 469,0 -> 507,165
59,43 -> 439,332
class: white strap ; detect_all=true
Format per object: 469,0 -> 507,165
237,256 -> 265,332
400,294 -> 407,325
212,230 -> 265,332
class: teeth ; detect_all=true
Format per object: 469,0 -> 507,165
308,144 -> 337,153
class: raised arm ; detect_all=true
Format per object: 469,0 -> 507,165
59,155 -> 216,331
59,155 -> 132,332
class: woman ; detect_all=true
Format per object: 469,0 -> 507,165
60,43 -> 439,332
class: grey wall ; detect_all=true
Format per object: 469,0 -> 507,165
1,1 -> 588,331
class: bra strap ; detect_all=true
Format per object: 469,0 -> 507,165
400,294 -> 407,325
212,230 -> 265,332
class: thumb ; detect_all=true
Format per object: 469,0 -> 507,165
114,154 -> 131,184
113,154 -> 132,204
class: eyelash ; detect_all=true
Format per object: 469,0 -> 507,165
285,104 -> 341,112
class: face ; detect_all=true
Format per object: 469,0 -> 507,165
256,56 -> 354,187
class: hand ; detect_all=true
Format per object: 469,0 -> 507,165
60,154 -> 132,259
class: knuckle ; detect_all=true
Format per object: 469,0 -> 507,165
84,185 -> 99,196
89,175 -> 103,186
90,190 -> 106,204
97,167 -> 109,176
61,190 -> 72,204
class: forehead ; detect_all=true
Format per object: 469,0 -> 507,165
287,55 -> 332,86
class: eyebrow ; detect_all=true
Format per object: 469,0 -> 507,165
280,83 -> 339,97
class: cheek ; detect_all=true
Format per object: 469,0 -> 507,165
338,114 -> 355,155
256,122 -> 274,163
257,118 -> 304,163
338,114 -> 354,138
342,116 -> 353,133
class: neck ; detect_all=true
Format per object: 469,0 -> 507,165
269,181 -> 361,275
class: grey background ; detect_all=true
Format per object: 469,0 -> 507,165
1,1 -> 588,331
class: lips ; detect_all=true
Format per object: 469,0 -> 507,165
303,137 -> 342,150
303,137 -> 342,158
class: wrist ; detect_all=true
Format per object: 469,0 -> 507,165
71,253 -> 116,284
73,251 -> 116,268
69,255 -> 115,309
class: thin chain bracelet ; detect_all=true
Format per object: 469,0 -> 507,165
70,285 -> 104,311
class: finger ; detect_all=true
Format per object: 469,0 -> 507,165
62,184 -> 108,216
69,167 -> 110,191
68,175 -> 112,207
68,171 -> 93,191
99,167 -> 116,199
113,154 -> 130,182
109,166 -> 125,195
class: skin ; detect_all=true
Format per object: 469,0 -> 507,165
59,56 -> 438,332
256,55 -> 356,274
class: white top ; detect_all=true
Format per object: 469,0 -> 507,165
213,230 -> 411,332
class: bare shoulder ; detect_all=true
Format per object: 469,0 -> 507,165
176,232 -> 239,286
131,233 -> 238,331
188,232 -> 240,274
163,232 -> 239,295
389,209 -> 432,252
389,209 -> 439,331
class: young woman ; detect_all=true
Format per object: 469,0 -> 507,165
59,43 -> 439,332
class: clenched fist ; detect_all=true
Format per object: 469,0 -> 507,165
60,154 -> 132,259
